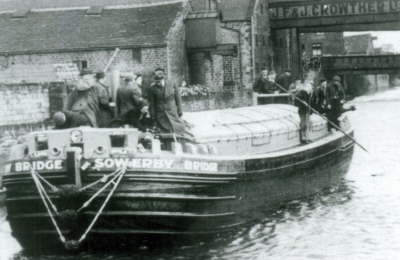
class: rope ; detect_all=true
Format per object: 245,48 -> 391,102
30,169 -> 66,243
77,168 -> 124,212
77,166 -> 127,243
79,167 -> 122,192
35,171 -> 59,192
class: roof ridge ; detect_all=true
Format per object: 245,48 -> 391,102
2,0 -> 184,13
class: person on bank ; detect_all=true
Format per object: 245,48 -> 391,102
293,79 -> 313,144
253,69 -> 279,94
326,75 -> 346,131
53,69 -> 109,129
147,67 -> 193,140
275,69 -> 293,91
116,75 -> 149,130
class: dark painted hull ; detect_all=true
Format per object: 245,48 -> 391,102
3,131 -> 354,251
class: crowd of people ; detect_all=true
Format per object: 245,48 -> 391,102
53,67 -> 193,141
52,66 -> 349,146
253,69 -> 349,144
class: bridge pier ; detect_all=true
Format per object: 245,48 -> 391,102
389,73 -> 399,88
271,28 -> 302,79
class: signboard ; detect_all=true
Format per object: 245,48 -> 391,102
91,158 -> 219,172
53,63 -> 80,81
270,0 -> 400,20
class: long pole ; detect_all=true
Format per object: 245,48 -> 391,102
273,82 -> 369,153
103,48 -> 120,73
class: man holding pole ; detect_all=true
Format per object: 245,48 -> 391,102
326,75 -> 346,132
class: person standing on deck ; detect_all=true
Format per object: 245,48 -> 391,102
326,75 -> 346,132
59,69 -> 109,128
116,76 -> 148,130
294,79 -> 313,144
311,77 -> 327,115
147,67 -> 193,140
95,71 -> 113,127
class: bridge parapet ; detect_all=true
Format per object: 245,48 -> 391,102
321,54 -> 400,74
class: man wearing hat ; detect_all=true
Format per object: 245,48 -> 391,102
63,69 -> 109,127
95,71 -> 113,127
326,75 -> 346,131
116,75 -> 148,129
147,67 -> 192,139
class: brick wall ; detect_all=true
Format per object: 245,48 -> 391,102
166,0 -> 190,84
222,21 -> 254,89
0,47 -> 171,83
0,83 -> 50,126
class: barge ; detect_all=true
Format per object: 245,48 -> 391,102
1,104 -> 354,251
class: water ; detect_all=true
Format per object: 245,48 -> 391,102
2,88 -> 400,260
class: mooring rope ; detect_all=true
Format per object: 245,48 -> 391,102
75,166 -> 127,245
30,166 -> 128,250
30,169 -> 66,243
77,168 -> 125,212
79,167 -> 123,192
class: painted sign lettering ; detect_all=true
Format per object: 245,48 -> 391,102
92,158 -> 219,172
14,160 -> 63,172
270,0 -> 400,20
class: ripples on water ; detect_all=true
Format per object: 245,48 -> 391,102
2,89 -> 400,260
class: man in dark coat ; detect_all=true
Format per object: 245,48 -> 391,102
65,69 -> 109,127
95,71 -> 113,128
253,69 -> 279,94
326,75 -> 346,131
147,68 -> 193,140
116,76 -> 148,129
275,69 -> 293,91
311,77 -> 327,114
293,80 -> 313,144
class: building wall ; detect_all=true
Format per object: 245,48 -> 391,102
0,83 -> 50,126
252,0 -> 272,75
300,32 -> 345,57
0,47 -> 169,82
222,21 -> 253,89
166,0 -> 191,84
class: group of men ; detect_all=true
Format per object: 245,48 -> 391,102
53,67 -> 192,140
253,69 -> 347,144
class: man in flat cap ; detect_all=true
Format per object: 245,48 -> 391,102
60,69 -> 109,128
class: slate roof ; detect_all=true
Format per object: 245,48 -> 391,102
0,0 -> 181,12
219,0 -> 256,22
0,2 -> 183,54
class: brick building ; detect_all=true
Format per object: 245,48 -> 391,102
344,33 -> 377,55
186,0 -> 271,89
0,0 -> 189,83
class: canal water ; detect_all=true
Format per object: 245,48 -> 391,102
1,88 -> 400,260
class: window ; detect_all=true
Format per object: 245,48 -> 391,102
312,43 -> 322,57
73,60 -> 88,71
223,56 -> 234,86
132,49 -> 142,63
86,6 -> 103,16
